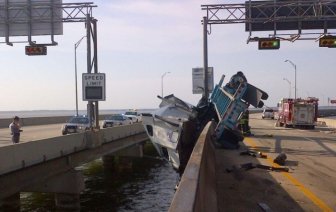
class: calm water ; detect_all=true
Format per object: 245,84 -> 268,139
20,145 -> 178,211
0,109 -> 155,119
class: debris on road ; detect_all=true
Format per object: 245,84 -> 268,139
240,150 -> 267,158
259,134 -> 274,137
226,163 -> 289,173
258,202 -> 272,212
273,153 -> 287,166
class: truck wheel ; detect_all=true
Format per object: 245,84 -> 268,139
62,131 -> 67,135
279,122 -> 284,127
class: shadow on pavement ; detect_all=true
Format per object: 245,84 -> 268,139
215,142 -> 305,212
250,134 -> 336,157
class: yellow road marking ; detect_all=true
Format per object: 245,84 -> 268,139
244,137 -> 333,212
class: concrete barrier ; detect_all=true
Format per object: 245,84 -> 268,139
317,118 -> 336,128
0,114 -> 116,129
318,109 -> 336,117
169,121 -> 217,212
0,124 -> 145,175
0,116 -> 70,129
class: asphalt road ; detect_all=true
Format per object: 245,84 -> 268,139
0,124 -> 63,147
247,113 -> 336,211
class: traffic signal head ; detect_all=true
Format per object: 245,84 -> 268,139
258,38 -> 280,50
25,46 -> 47,56
319,36 -> 336,48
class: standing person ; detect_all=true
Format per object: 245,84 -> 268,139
240,110 -> 251,136
9,116 -> 22,144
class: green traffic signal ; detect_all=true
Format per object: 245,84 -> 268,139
319,36 -> 336,48
258,38 -> 280,50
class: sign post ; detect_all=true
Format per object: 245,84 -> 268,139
82,73 -> 105,129
192,67 -> 214,94
82,73 -> 106,101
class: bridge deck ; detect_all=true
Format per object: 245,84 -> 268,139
216,114 -> 336,211
0,124 -> 63,147
0,123 -> 147,199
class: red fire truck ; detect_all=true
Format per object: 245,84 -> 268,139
277,97 -> 318,129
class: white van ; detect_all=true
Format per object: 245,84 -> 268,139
262,108 -> 275,119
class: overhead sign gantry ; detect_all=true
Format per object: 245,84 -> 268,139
200,0 -> 336,98
0,0 -> 102,128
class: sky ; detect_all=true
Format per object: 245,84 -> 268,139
0,0 -> 335,111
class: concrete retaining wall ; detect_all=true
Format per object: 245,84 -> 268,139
169,121 -> 217,212
0,124 -> 145,175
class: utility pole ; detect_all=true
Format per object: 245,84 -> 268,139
93,19 -> 99,129
86,14 -> 93,128
85,14 -> 100,129
203,16 -> 209,100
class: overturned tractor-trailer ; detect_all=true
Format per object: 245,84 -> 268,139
142,71 -> 268,175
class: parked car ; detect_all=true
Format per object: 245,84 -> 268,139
62,116 -> 90,135
262,108 -> 275,119
124,110 -> 142,122
102,114 -> 132,128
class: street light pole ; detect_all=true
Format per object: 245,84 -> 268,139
284,59 -> 297,99
74,36 -> 86,116
161,72 -> 170,97
321,94 -> 325,106
283,78 -> 291,98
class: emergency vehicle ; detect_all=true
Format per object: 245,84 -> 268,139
277,97 -> 318,129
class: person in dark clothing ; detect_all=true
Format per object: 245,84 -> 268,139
239,110 -> 251,136
9,116 -> 22,144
